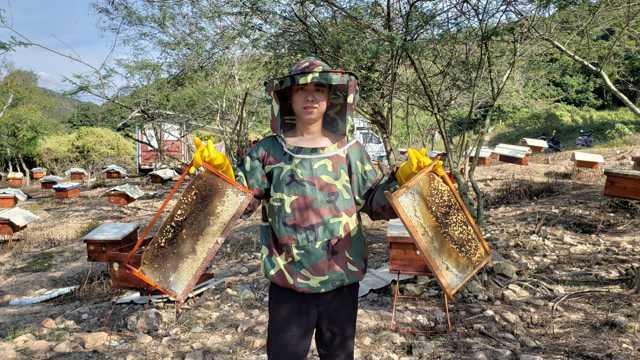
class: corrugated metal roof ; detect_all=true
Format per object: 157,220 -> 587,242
521,138 -> 549,148
7,172 -> 24,179
571,151 -> 605,163
65,168 -> 89,176
104,184 -> 144,200
467,146 -> 493,158
150,168 -> 179,180
493,144 -> 530,159
0,188 -> 28,201
53,182 -> 81,191
40,175 -> 64,183
102,165 -> 128,176
82,222 -> 139,242
0,207 -> 38,227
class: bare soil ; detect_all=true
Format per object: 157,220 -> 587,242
0,148 -> 638,359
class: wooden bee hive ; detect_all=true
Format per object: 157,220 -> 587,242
385,166 -> 491,299
136,166 -> 253,302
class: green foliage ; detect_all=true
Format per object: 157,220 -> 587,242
37,127 -> 135,174
491,104 -> 640,148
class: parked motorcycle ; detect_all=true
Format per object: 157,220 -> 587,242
537,132 -> 562,153
576,129 -> 594,148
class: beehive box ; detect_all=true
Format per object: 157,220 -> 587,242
82,222 -> 140,263
520,138 -> 549,153
53,183 -> 81,199
106,192 -> 134,205
572,151 -> 604,170
467,147 -> 493,166
604,169 -> 640,200
7,178 -> 23,188
0,195 -> 17,208
31,168 -> 46,180
385,166 -> 491,298
40,175 -> 64,190
133,165 -> 253,302
387,219 -> 430,275
493,144 -> 530,166
0,207 -> 38,237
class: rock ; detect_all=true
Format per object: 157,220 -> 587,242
239,287 -> 256,302
53,340 -> 74,353
381,331 -> 405,345
251,337 -> 266,349
185,350 -> 204,360
494,348 -> 513,357
471,352 -> 489,360
41,318 -> 57,329
493,261 -> 518,279
81,313 -> 90,320
501,289 -> 519,303
411,340 -> 435,357
465,280 -> 484,295
78,331 -> 110,350
519,355 -> 544,360
127,309 -> 162,333
506,284 -> 529,298
404,284 -> 423,296
26,340 -> 51,352
0,342 -> 18,359
361,336 -> 372,346
501,311 -> 520,324
12,333 -> 36,348
136,333 -> 153,345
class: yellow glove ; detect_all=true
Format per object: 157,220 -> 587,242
189,137 -> 235,180
396,148 -> 431,185
396,148 -> 447,185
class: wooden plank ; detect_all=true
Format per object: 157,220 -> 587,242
604,168 -> 640,179
575,160 -> 600,170
604,174 -> 640,200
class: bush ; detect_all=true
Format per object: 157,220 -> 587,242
491,105 -> 640,148
37,127 -> 135,175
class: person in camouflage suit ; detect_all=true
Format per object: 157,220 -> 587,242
236,57 -> 399,359
193,57 -> 427,359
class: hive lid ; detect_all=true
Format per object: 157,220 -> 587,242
53,182 -> 81,191
31,167 -> 46,173
40,175 -> 65,183
102,165 -> 128,176
135,165 -> 253,302
7,172 -> 24,179
0,188 -> 28,202
149,168 -> 179,180
521,138 -> 549,148
104,184 -> 144,200
467,147 -> 493,158
385,166 -> 491,299
571,151 -> 604,163
82,222 -> 139,242
0,207 -> 38,227
65,168 -> 88,176
493,144 -> 531,159
386,218 -> 410,238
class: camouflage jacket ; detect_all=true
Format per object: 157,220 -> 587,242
235,134 -> 398,293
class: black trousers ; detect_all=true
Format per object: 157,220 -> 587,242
267,282 -> 359,360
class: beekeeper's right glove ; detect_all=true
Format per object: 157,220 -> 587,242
189,137 -> 234,180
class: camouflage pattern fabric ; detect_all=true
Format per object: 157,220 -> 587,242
264,57 -> 359,137
235,135 -> 398,293
234,57 -> 398,293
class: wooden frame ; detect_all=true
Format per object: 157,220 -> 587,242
385,166 -> 491,299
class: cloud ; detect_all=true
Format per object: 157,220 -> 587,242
36,71 -> 68,91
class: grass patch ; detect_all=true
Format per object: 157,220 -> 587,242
490,104 -> 640,149
11,252 -> 55,274
0,324 -> 37,341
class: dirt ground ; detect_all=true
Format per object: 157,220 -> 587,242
0,147 -> 639,359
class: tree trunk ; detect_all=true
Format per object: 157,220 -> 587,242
19,155 -> 30,186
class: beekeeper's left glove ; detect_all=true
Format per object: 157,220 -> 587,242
189,137 -> 234,180
396,148 -> 446,185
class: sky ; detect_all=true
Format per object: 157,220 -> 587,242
0,0 -> 125,100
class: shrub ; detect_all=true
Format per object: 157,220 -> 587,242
37,127 -> 135,175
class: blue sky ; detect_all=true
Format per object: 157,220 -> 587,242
1,0 -> 123,96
